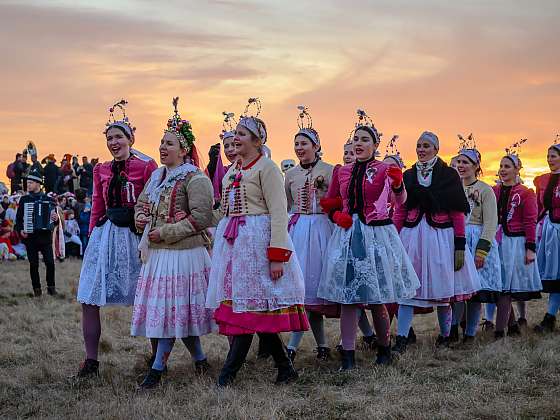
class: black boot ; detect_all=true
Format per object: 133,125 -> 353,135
375,345 -> 392,365
517,317 -> 528,328
407,327 -> 417,344
435,335 -> 450,348
494,330 -> 505,340
507,323 -> 521,337
481,319 -> 495,332
339,350 -> 356,371
316,346 -> 331,361
194,359 -> 210,375
217,334 -> 253,387
47,287 -> 57,296
449,324 -> 460,343
462,335 -> 475,345
76,359 -> 99,378
33,288 -> 42,297
261,334 -> 298,384
534,313 -> 556,333
391,335 -> 408,355
139,369 -> 162,389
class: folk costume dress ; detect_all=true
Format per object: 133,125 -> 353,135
131,163 -> 215,339
77,153 -> 157,306
206,154 -> 308,335
493,182 -> 542,300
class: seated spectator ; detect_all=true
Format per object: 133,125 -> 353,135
0,220 -> 17,261
64,210 -> 82,256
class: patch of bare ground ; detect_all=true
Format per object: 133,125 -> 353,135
1,260 -> 559,419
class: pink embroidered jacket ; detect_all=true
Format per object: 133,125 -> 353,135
534,173 -> 560,223
326,160 -> 406,225
90,155 -> 158,233
493,183 -> 537,250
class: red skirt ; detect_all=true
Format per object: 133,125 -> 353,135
214,301 -> 310,336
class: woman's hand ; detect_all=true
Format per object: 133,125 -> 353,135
270,261 -> 284,280
136,214 -> 149,230
148,228 -> 162,243
525,249 -> 536,265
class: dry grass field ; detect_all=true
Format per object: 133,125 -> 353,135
1,259 -> 560,419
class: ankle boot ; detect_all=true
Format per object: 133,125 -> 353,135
494,330 -> 505,340
449,324 -> 460,343
534,313 -> 556,333
76,359 -> 99,378
217,334 -> 253,387
316,346 -> 331,361
391,335 -> 408,355
435,335 -> 450,348
507,323 -> 521,336
407,327 -> 417,344
139,368 -> 162,389
261,334 -> 298,384
47,287 -> 57,296
375,345 -> 392,365
339,349 -> 356,371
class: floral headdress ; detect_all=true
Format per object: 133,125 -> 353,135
504,138 -> 527,169
550,134 -> 560,153
104,99 -> 135,139
384,135 -> 405,168
295,105 -> 321,152
457,133 -> 481,165
353,108 -> 381,144
238,97 -> 267,143
221,111 -> 237,141
165,97 -> 195,151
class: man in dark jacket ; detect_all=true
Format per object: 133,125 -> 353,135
77,156 -> 94,196
15,169 -> 58,297
43,154 -> 60,194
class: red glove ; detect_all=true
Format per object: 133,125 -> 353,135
320,197 -> 342,213
387,167 -> 403,188
333,211 -> 353,229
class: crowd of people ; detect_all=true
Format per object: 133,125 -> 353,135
5,97 -> 560,391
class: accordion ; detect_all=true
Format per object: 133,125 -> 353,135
23,200 -> 55,234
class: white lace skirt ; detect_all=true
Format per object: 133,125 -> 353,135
399,217 -> 481,306
317,215 -> 420,304
206,215 -> 306,312
500,235 -> 542,293
537,216 -> 560,283
131,247 -> 215,338
289,214 -> 334,306
77,221 -> 141,306
466,224 -> 502,292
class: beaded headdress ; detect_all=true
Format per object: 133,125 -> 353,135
295,105 -> 320,149
384,135 -> 405,168
353,109 -> 381,144
220,111 -> 237,141
105,99 -> 135,138
165,97 -> 195,151
504,138 -> 527,169
457,133 -> 481,165
238,97 -> 267,143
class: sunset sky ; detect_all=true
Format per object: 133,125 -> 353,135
1,0 -> 559,187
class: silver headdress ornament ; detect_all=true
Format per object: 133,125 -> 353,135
457,133 -> 481,164
238,97 -> 267,143
353,108 -> 381,144
164,97 -> 195,151
105,99 -> 135,138
384,135 -> 405,168
504,138 -> 527,169
295,105 -> 320,151
221,111 -> 237,140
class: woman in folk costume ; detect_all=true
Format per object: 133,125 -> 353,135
492,140 -> 541,338
131,98 -> 215,389
207,112 -> 238,203
534,136 -> 560,333
283,106 -> 336,362
53,195 -> 66,261
76,100 -> 158,377
206,98 -> 308,387
450,134 -> 501,343
392,131 -> 480,354
318,110 -> 420,369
